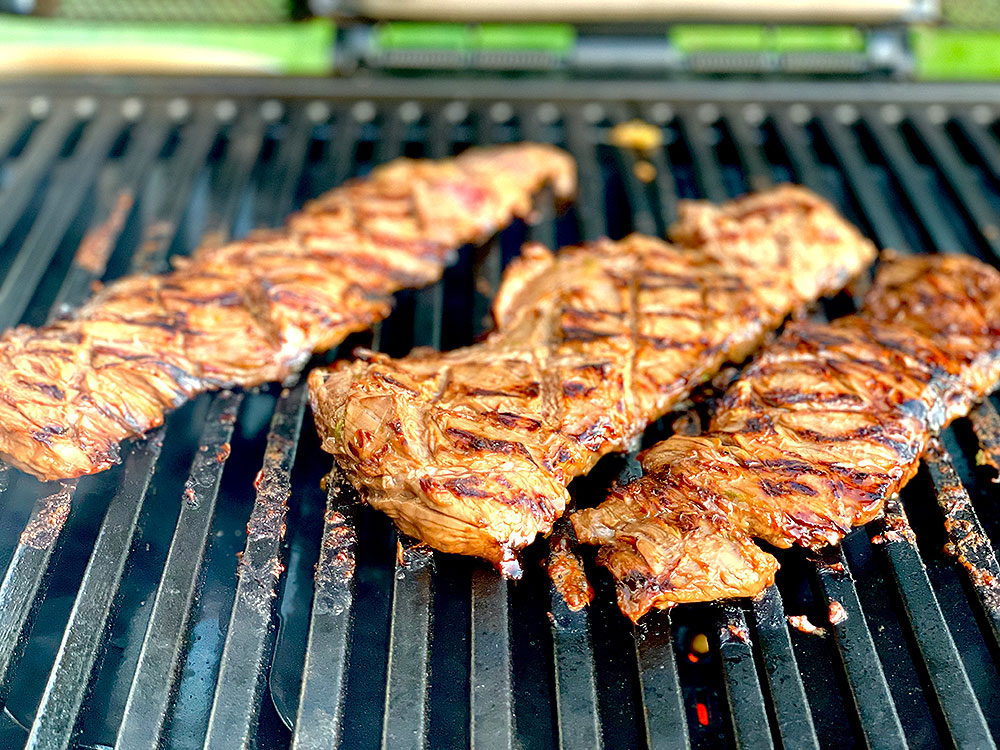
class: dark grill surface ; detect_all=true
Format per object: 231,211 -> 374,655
2,78 -> 1000,750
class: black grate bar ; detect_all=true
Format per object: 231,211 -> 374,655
0,101 -> 78,256
725,108 -> 775,192
717,604 -> 774,750
290,481 -> 359,750
774,111 -> 910,750
130,102 -> 221,274
633,611 -> 689,750
0,102 -> 32,169
382,548 -> 435,750
951,113 -> 1000,186
202,105 -> 321,749
257,103 -> 315,227
772,109 -> 833,200
603,104 -> 691,749
466,107 -> 515,750
750,586 -> 820,750
0,106 -> 125,330
115,391 -> 244,750
470,106 -> 506,333
521,104 -> 601,750
907,110 -> 1000,260
608,106 -> 658,237
469,567 -> 514,750
520,105 -> 559,249
923,442 -> 1000,648
25,433 -> 163,750
861,109 -> 965,254
414,106 -> 448,350
814,111 -> 909,252
549,539 -> 602,750
564,107 -> 607,240
379,107 -> 434,750
873,498 -> 995,747
636,104 -> 681,230
0,481 -> 77,707
677,108 -> 729,203
814,548 -> 907,750
50,105 -> 173,314
682,108 -> 776,749
310,106 -> 361,210
199,106 -> 268,247
204,382 -> 309,750
288,110 -> 363,750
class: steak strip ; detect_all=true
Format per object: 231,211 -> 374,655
0,144 -> 576,480
309,185 -> 877,574
573,253 -> 1000,621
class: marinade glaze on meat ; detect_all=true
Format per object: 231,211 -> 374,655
309,186 -> 877,574
0,144 -> 575,480
573,253 -> 1000,621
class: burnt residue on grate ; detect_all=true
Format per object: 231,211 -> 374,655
18,482 -> 74,550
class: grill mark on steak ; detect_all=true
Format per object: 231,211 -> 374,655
445,426 -> 533,461
575,253 -> 1000,620
310,185 -> 877,569
560,326 -> 619,342
562,381 -> 596,399
462,383 -> 541,399
491,411 -> 543,432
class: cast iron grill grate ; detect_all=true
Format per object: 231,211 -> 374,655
0,80 -> 999,750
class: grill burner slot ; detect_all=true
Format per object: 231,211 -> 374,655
0,83 -> 999,749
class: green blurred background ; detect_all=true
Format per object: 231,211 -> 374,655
0,0 -> 998,79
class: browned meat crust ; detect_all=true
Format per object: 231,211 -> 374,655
574,253 -> 1000,622
0,144 -> 575,481
309,185 -> 877,574
548,533 -> 595,611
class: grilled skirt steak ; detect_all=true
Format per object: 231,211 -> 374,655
573,253 -> 1000,621
309,186 -> 877,574
0,144 -> 576,480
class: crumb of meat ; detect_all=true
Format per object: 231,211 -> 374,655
788,614 -> 827,637
871,530 -> 904,545
548,537 -> 594,611
828,600 -> 848,625
727,621 -> 750,643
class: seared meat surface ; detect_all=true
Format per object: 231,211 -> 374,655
0,144 -> 575,480
309,186 -> 876,573
573,253 -> 1000,621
